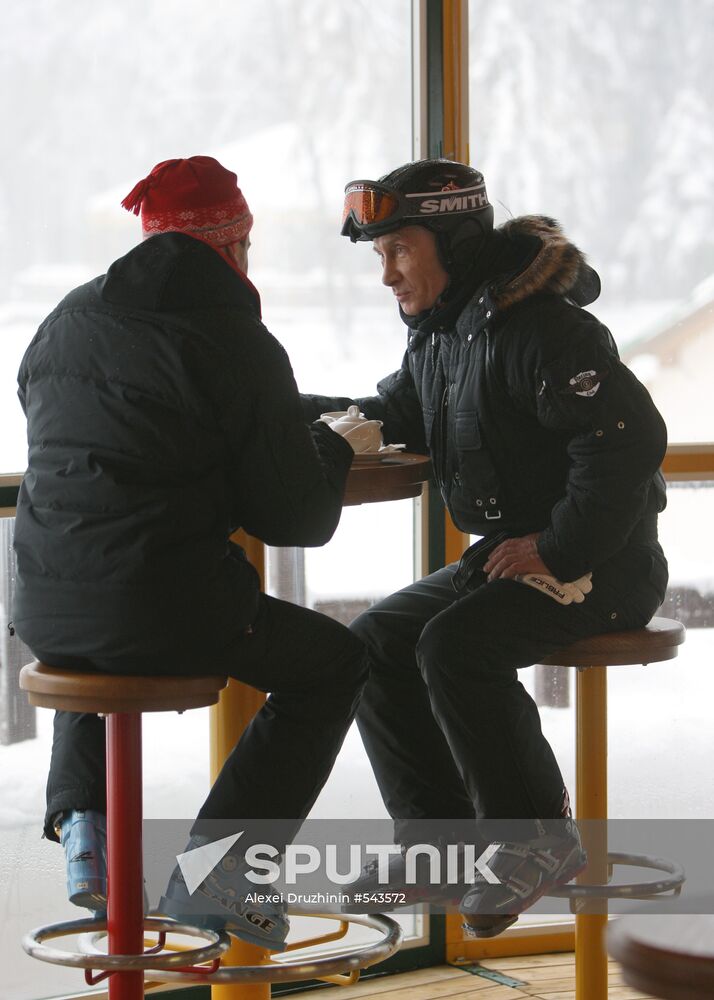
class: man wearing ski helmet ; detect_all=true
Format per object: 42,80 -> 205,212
302,158 -> 668,935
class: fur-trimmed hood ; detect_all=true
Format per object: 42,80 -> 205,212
401,214 -> 601,337
492,215 -> 601,310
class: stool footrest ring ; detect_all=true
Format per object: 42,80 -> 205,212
548,851 -> 685,899
25,912 -> 402,986
150,912 -> 403,986
22,915 -> 230,971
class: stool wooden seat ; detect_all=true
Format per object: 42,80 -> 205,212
539,616 -> 685,669
609,914 -> 714,1000
537,616 -> 686,1000
19,661 -> 227,714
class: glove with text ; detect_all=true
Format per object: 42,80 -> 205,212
516,572 -> 593,606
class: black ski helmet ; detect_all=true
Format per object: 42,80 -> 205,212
341,158 -> 494,271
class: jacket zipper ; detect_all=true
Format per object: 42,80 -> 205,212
438,382 -> 450,488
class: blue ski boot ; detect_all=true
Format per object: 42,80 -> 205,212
57,810 -> 107,912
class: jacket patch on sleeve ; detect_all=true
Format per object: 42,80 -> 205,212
562,369 -> 608,397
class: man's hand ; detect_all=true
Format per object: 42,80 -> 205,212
483,532 -> 551,581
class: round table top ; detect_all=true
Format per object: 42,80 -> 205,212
343,452 -> 432,506
609,914 -> 714,1000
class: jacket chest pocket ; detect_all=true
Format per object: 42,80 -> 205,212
536,356 -> 608,431
454,413 -> 502,520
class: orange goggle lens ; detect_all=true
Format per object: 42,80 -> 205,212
342,185 -> 401,227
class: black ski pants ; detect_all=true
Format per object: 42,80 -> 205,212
41,592 -> 368,842
351,540 -> 668,846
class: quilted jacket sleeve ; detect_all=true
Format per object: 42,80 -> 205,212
300,352 -> 428,454
508,305 -> 667,581
209,317 -> 354,547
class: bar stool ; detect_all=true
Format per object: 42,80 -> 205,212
609,913 -> 714,1000
19,662 -> 404,997
540,616 -> 686,1000
19,661 -> 230,998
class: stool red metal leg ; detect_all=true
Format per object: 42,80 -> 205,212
106,712 -> 145,999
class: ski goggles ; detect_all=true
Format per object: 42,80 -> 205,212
341,178 -> 490,241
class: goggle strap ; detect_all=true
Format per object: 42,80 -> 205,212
403,183 -> 490,217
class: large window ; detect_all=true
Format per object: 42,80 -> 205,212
0,3 -> 413,997
8,0 -> 712,986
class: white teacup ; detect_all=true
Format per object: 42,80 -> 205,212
320,405 -> 364,430
319,410 -> 352,425
320,406 -> 383,452
340,420 -> 383,453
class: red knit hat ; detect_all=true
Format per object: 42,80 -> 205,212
121,156 -> 253,247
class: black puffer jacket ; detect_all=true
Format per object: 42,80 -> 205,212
302,217 -> 666,582
14,233 -> 353,665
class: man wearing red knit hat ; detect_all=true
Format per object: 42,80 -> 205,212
14,156 -> 367,950
122,155 -> 255,252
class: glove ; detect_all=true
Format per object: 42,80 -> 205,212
515,572 -> 593,606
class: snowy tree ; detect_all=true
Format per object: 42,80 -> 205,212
469,0 -> 714,299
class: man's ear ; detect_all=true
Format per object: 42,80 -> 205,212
224,238 -> 249,273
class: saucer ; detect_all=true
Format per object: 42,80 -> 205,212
350,446 -> 406,464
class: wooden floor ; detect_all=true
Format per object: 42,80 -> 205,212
313,953 -> 655,1000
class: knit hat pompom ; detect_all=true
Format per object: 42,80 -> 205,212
121,156 -> 253,247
